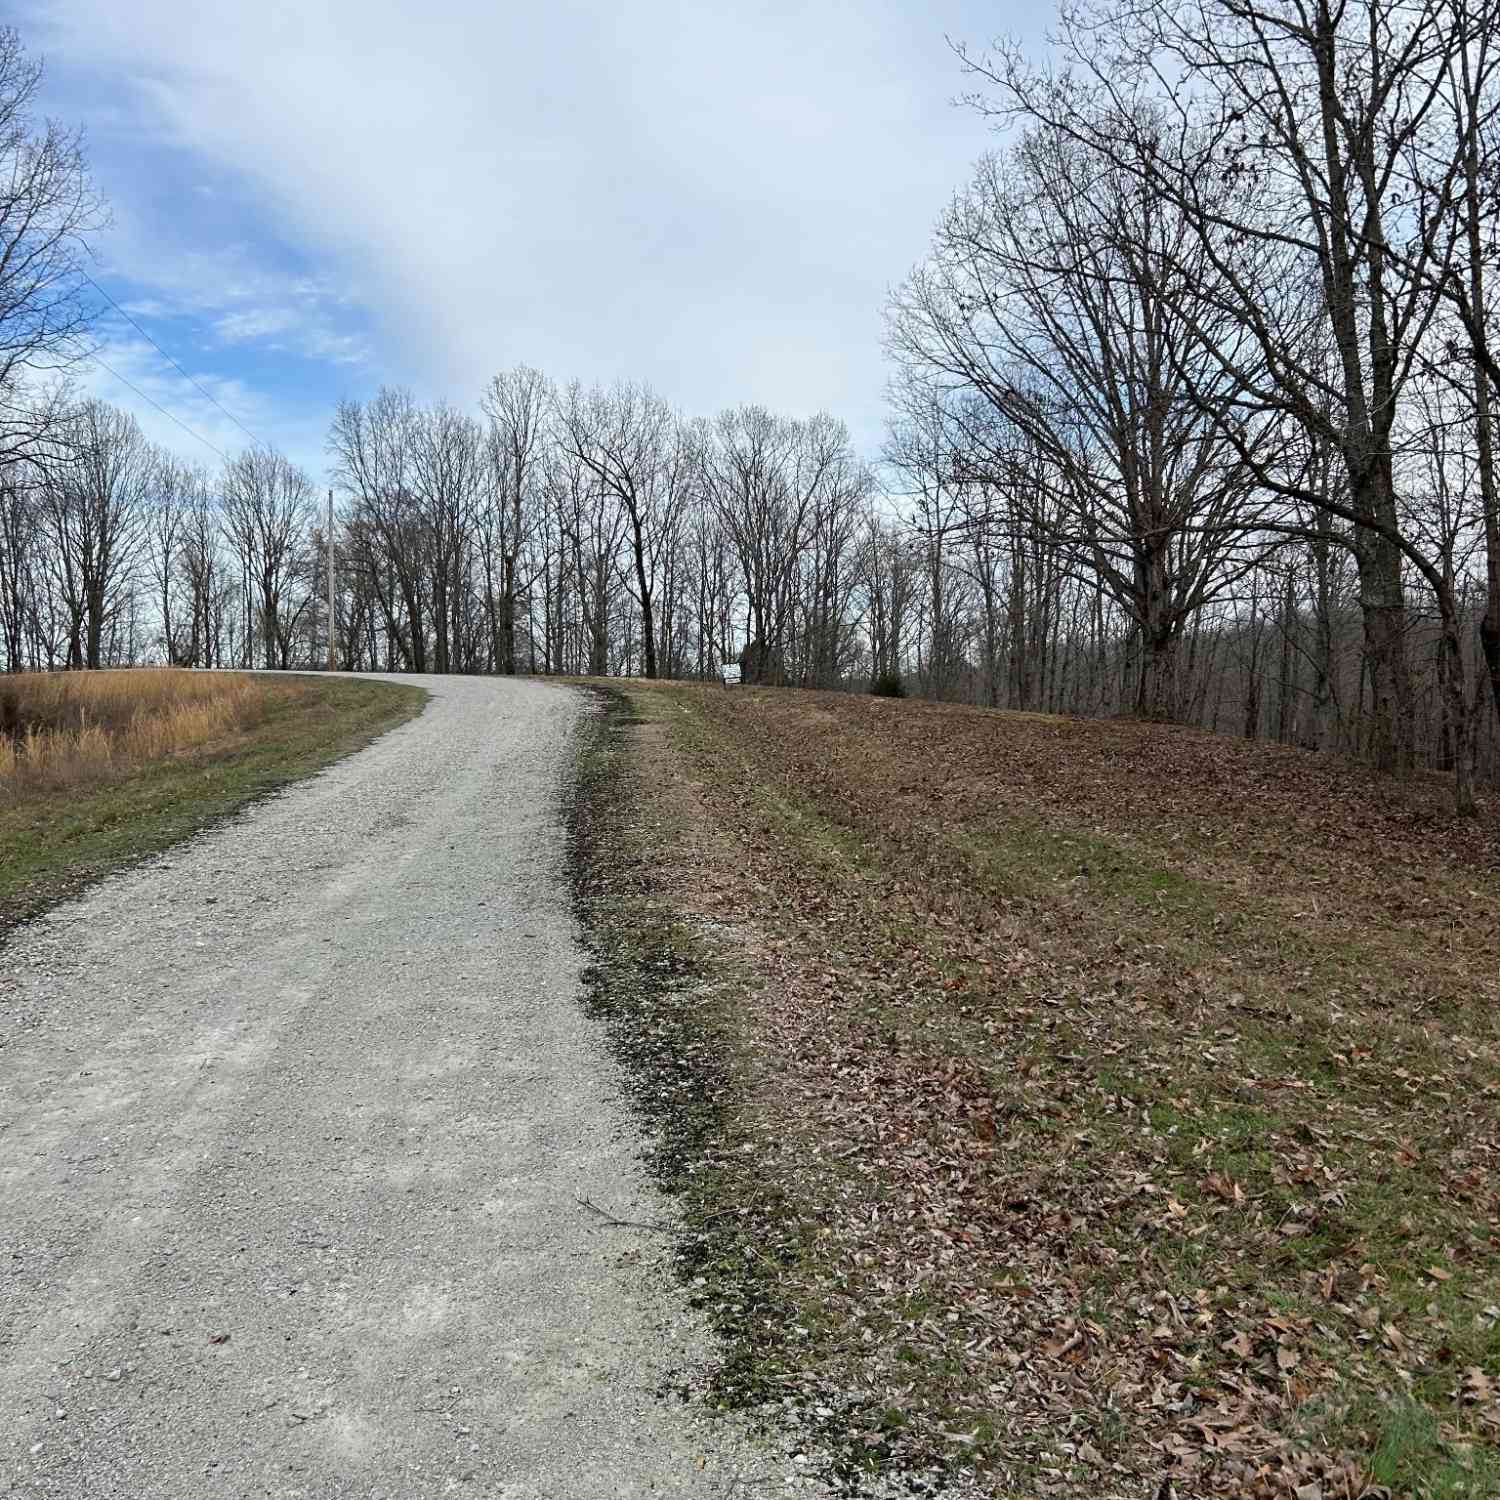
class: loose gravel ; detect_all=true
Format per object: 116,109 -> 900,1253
0,675 -> 820,1499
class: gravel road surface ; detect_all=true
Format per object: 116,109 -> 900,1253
0,675 -> 802,1499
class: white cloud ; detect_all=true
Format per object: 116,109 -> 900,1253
95,235 -> 373,365
295,327 -> 372,366
212,307 -> 297,342
205,304 -> 371,367
27,0 -> 1029,447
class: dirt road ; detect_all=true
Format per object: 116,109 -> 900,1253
0,676 -> 786,1498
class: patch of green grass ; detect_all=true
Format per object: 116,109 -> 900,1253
758,787 -> 875,874
0,674 -> 426,936
955,819 -> 1230,921
1350,1396 -> 1500,1498
953,818 -> 1401,1014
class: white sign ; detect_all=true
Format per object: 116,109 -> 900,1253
721,663 -> 742,686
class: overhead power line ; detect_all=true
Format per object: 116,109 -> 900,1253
81,271 -> 268,450
87,350 -> 232,465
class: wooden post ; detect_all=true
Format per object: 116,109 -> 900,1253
326,489 -> 337,672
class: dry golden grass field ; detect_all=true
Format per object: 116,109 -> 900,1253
0,669 -> 425,934
0,668 -> 267,787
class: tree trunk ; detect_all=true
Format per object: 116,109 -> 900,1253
1357,553 -> 1413,771
1438,604 -> 1477,816
1135,622 -> 1178,721
1276,571 -> 1297,744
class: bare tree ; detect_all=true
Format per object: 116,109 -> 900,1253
698,408 -> 863,684
0,29 -> 105,468
1417,0 -> 1500,734
481,367 -> 551,674
144,456 -> 212,665
889,121 -> 1263,720
556,381 -> 677,679
0,469 -> 44,669
37,400 -> 150,669
176,469 -> 224,668
330,389 -> 427,671
221,445 -> 313,669
407,399 -> 482,673
858,514 -> 919,691
885,401 -> 977,701
970,0 -> 1500,779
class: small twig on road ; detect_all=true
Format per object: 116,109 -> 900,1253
725,1477 -> 777,1496
577,1195 -> 681,1233
576,1195 -> 743,1235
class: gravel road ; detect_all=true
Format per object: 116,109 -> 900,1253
0,675 -> 804,1499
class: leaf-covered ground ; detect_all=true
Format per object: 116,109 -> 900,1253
592,683 -> 1500,1500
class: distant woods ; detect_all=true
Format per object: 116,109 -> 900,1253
2,8 -> 1500,807
320,378 -> 873,686
2,366 -> 881,690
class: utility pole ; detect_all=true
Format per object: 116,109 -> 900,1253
326,488 -> 338,672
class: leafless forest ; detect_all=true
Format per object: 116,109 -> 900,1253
4,3 -> 1500,809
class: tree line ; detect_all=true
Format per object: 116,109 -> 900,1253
0,373 -> 882,687
3,7 -> 1500,809
887,0 -> 1500,811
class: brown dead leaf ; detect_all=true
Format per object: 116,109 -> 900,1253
1202,1171 -> 1245,1205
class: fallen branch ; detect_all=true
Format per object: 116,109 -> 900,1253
576,1194 -> 740,1234
576,1195 -> 682,1233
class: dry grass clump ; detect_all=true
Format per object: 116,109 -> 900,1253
0,669 -> 267,788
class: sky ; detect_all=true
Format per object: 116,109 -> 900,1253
19,0 -> 1043,481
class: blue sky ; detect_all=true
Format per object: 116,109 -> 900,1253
20,0 -> 1042,480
